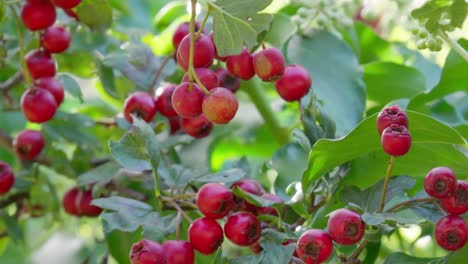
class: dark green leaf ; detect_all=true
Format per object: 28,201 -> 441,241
192,168 -> 246,183
96,60 -> 119,99
57,73 -> 83,102
0,211 -> 23,244
259,229 -> 296,264
270,143 -> 308,189
383,252 -> 446,264
158,163 -> 201,190
76,0 -> 113,31
77,162 -> 121,186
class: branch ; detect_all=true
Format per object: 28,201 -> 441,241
149,52 -> 174,94
439,30 -> 468,62
385,197 -> 436,213
0,192 -> 29,208
344,239 -> 368,264
0,130 -> 13,150
0,71 -> 23,92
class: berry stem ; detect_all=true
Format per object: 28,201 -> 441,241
377,156 -> 396,213
9,5 -> 32,86
188,67 -> 210,95
385,197 -> 437,213
195,9 -> 211,41
438,29 -> 468,62
241,78 -> 290,145
344,239 -> 368,264
161,196 -> 193,223
188,0 -> 197,85
149,51 -> 175,94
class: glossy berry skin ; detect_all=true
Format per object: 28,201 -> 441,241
182,68 -> 219,91
172,83 -> 205,118
35,77 -> 65,105
376,105 -> 409,135
440,180 -> 468,215
224,212 -> 261,246
21,88 -> 58,123
435,215 -> 467,251
424,167 -> 457,199
180,115 -> 213,139
130,239 -> 166,264
275,64 -> 311,102
156,84 -> 178,118
296,229 -> 333,264
168,116 -> 182,135
51,0 -> 81,9
257,193 -> 282,216
208,32 -> 227,62
0,161 -> 15,195
21,0 -> 56,31
196,183 -> 234,219
202,87 -> 238,124
226,48 -> 255,80
327,208 -> 365,245
41,26 -> 72,53
189,217 -> 224,255
13,130 -> 45,161
78,190 -> 103,217
25,50 -> 56,80
123,92 -> 157,123
381,124 -> 412,156
177,34 -> 214,70
63,187 -> 80,215
215,68 -> 240,93
172,22 -> 203,49
162,240 -> 194,264
253,48 -> 285,81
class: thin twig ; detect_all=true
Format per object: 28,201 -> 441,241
377,156 -> 395,213
149,52 -> 174,94
439,29 -> 468,62
345,239 -> 368,264
0,192 -> 29,208
161,197 -> 193,223
385,197 -> 436,213
0,71 -> 23,92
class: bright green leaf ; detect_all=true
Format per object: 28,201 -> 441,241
76,0 -> 113,31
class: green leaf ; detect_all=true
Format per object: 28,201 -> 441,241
286,33 -> 366,137
96,60 -> 119,99
0,212 -> 23,244
76,0 -> 113,31
57,73 -> 83,103
303,111 -> 468,191
158,163 -> 201,190
411,0 -> 451,22
449,0 -> 468,28
258,229 -> 296,264
77,162 -> 121,186
106,230 -> 140,264
209,0 -> 273,56
192,168 -> 246,183
383,252 -> 446,264
154,1 -> 187,30
263,14 -> 297,47
232,186 -> 278,207
270,143 -> 308,189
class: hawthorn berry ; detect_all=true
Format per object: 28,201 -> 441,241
226,48 -> 255,80
296,229 -> 333,264
25,50 -> 56,80
440,180 -> 468,215
434,215 -> 467,251
257,193 -> 282,216
130,239 -> 166,264
35,77 -> 65,105
215,68 -> 240,93
41,25 -> 72,54
253,47 -> 286,81
327,208 -> 365,245
180,115 -> 213,139
275,64 -> 311,102
162,240 -> 194,264
424,167 -> 457,199
13,130 -> 45,161
177,34 -> 214,70
224,211 -> 261,246
208,32 -> 227,62
196,182 -> 234,219
168,116 -> 182,135
78,190 -> 103,217
21,0 -> 56,31
172,83 -> 205,118
21,88 -> 58,123
123,92 -> 157,123
202,87 -> 239,124
0,161 -> 15,195
380,124 -> 412,156
156,84 -> 178,118
376,105 -> 409,135
182,68 -> 219,91
51,0 -> 81,9
172,22 -> 203,49
63,187 -> 80,215
189,217 -> 224,255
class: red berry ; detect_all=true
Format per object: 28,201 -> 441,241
41,25 -> 72,53
434,215 -> 467,251
35,77 -> 65,105
25,49 -> 56,80
202,87 -> 238,124
156,84 -> 178,118
123,92 -> 157,123
51,0 -> 81,9
13,130 -> 45,161
63,187 -> 79,215
440,180 -> 468,215
21,88 -> 58,123
176,51 -> 189,72
172,22 -> 203,49
189,217 -> 224,255
275,64 -> 311,102
327,208 -> 365,245
376,105 -> 409,135
424,167 -> 457,199
296,229 -> 333,264
196,183 -> 234,219
224,211 -> 261,246
177,34 -> 214,70
253,48 -> 285,81
208,32 -> 227,62
21,0 -> 56,31
168,116 -> 182,135
257,193 -> 282,216
231,179 -> 264,213
182,68 -> 219,91
226,48 -> 255,80
215,68 -> 240,93
172,83 -> 205,118
180,115 -> 213,139
380,124 -> 412,156
162,240 -> 194,264
0,161 -> 15,195
77,190 -> 103,217
130,239 -> 167,264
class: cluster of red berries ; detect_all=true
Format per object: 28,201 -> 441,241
424,167 -> 467,251
62,186 -> 103,217
377,105 -> 411,156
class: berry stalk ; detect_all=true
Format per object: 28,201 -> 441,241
378,155 -> 395,213
438,29 -> 468,62
9,5 -> 32,86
